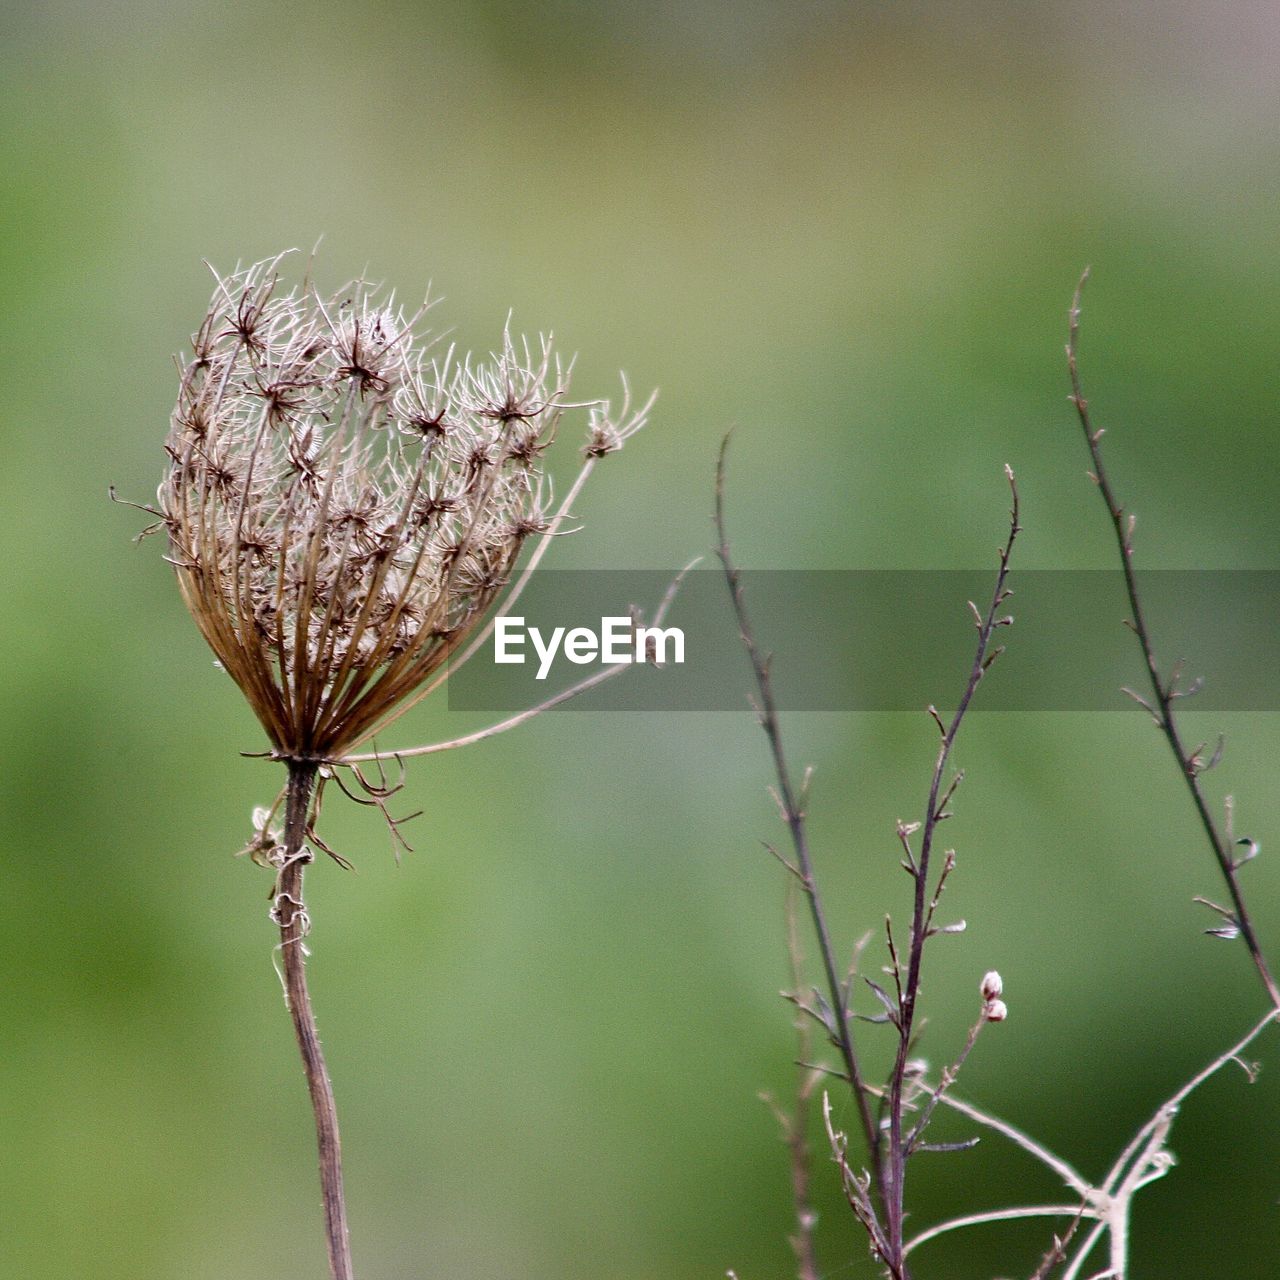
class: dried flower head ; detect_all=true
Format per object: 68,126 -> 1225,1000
156,252 -> 650,763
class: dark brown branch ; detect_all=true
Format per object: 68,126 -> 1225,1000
276,763 -> 355,1280
1065,271 -> 1280,1015
882,465 -> 1021,1275
715,436 -> 884,1199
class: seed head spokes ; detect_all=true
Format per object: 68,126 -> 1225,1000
158,254 -> 647,764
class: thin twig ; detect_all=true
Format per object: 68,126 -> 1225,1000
898,1008 -> 1276,1279
904,1205 -> 1088,1258
1026,1215 -> 1085,1280
275,763 -> 354,1280
925,1092 -> 1091,1198
715,436 -> 883,1200
767,877 -> 822,1280
1066,271 -> 1280,1015
903,1011 -> 986,1158
1059,1006 -> 1277,1280
882,465 -> 1021,1272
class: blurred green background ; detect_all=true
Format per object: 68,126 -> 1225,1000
4,1 -> 1280,1276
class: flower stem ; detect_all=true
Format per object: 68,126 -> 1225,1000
278,763 -> 354,1280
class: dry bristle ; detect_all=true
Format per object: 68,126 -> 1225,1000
159,253 -> 644,760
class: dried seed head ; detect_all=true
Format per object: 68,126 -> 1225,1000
158,252 -> 646,761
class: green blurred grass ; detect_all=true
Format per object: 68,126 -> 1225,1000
3,2 -> 1280,1276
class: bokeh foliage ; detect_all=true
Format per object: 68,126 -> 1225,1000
3,2 -> 1280,1276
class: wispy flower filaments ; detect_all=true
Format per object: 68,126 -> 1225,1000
156,253 -> 650,764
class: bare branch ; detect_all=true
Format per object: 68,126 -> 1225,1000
716,435 -> 884,1203
903,1009 -> 1277,1280
905,1205 -> 1092,1259
881,464 -> 1022,1268
1066,273 -> 1280,1014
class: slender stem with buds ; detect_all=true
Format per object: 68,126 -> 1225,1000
715,437 -> 883,1194
718,440 -> 1018,1273
881,467 -> 1020,1274
1066,271 -> 1280,1015
277,763 -> 354,1280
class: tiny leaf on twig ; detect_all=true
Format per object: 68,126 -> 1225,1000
864,978 -> 900,1027
762,840 -> 803,881
1207,924 -> 1243,941
912,1137 -> 980,1155
1234,837 -> 1260,870
1120,685 -> 1161,725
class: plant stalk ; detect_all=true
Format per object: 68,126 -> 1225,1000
1067,272 -> 1280,1016
278,763 -> 355,1280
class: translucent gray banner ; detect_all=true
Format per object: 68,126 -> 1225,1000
444,571 -> 1280,712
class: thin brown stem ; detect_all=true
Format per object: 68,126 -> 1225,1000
277,763 -> 355,1280
715,437 -> 884,1201
882,467 -> 1021,1273
1066,271 -> 1280,1015
718,438 -> 1018,1275
902,1013 -> 984,1158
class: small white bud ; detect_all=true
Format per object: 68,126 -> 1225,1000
980,970 -> 1003,1001
984,998 -> 1008,1023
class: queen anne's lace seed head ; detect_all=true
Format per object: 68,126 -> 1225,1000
158,253 -> 649,761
